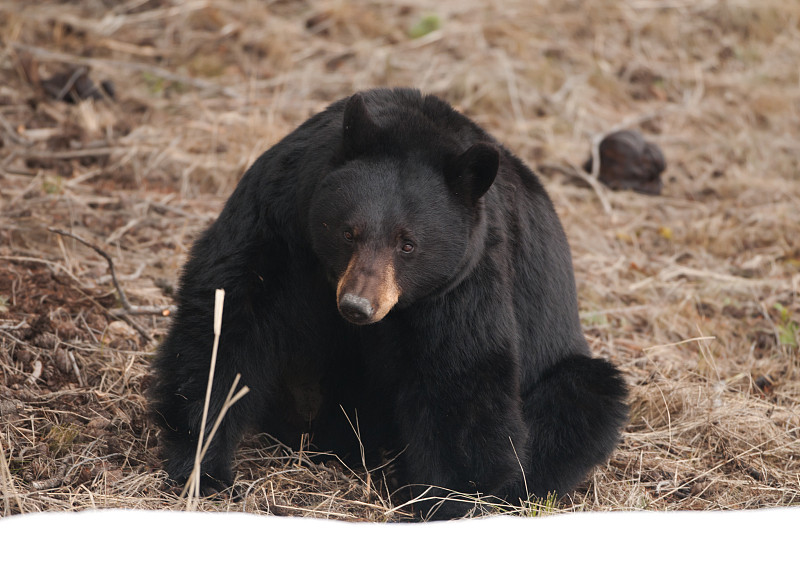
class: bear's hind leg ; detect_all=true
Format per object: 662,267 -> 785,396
521,355 -> 629,499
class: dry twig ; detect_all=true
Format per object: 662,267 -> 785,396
48,227 -> 175,340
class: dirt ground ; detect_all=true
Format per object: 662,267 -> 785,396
1,0 -> 799,519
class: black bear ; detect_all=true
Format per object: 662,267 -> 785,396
149,88 -> 629,520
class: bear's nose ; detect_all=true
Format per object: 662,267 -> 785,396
339,293 -> 374,324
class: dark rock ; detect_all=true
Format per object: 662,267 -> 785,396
584,129 -> 666,195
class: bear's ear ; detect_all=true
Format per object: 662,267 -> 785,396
343,93 -> 380,157
446,142 -> 500,205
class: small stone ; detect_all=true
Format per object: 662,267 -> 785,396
584,130 -> 666,195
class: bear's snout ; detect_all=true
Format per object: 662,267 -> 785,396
338,293 -> 374,324
336,251 -> 400,325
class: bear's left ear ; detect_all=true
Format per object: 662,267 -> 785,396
446,142 -> 500,205
342,93 -> 380,157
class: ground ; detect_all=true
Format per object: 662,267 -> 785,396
1,0 -> 798,519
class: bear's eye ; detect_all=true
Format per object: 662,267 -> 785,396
343,230 -> 354,242
400,241 -> 415,254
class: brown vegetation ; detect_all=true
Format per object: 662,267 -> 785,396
1,0 -> 799,519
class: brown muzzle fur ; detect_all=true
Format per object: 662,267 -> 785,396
336,249 -> 400,324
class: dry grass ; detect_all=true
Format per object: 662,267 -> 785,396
1,0 -> 798,520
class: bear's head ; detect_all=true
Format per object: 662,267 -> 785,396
310,92 -> 499,325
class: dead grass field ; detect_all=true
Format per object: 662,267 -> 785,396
1,0 -> 799,520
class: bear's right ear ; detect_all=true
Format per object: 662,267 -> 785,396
446,142 -> 500,205
343,93 -> 380,157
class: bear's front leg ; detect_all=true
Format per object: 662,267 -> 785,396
391,351 -> 529,520
149,276 -> 287,495
150,310 -> 266,494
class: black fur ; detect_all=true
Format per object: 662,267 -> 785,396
149,88 -> 629,519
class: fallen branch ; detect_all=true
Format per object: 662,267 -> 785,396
539,162 -> 612,214
22,147 -> 119,160
48,228 -> 176,340
49,228 -> 132,308
109,306 -> 173,317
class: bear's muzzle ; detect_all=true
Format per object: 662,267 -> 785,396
336,250 -> 400,325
